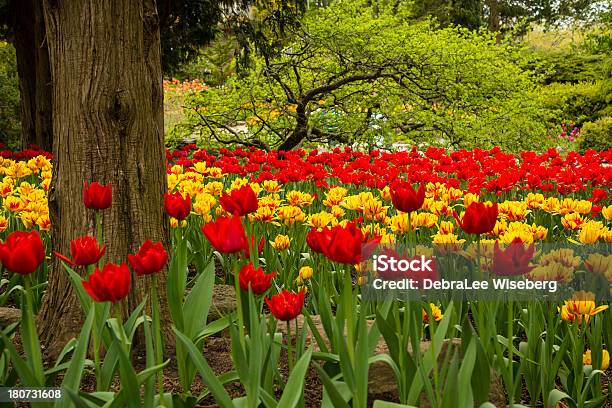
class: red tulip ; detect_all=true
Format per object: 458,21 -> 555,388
322,222 -> 381,265
54,235 -> 106,266
164,192 -> 191,221
492,238 -> 535,276
0,230 -> 45,274
201,214 -> 248,254
82,262 -> 131,303
219,185 -> 258,216
306,228 -> 332,254
265,290 -> 304,321
454,202 -> 498,235
589,188 -> 607,204
391,182 -> 425,213
128,240 -> 168,276
83,182 -> 112,210
238,263 -> 276,295
243,235 -> 265,259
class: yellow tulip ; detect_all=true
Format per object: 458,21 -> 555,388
271,234 -> 291,251
299,266 -> 313,280
422,303 -> 443,323
583,349 -> 610,370
602,205 -> 612,221
578,221 -> 603,244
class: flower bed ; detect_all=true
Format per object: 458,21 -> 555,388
0,145 -> 610,407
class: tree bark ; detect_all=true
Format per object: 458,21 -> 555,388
485,0 -> 502,42
13,0 -> 36,148
33,0 -> 53,152
12,0 -> 53,151
38,0 -> 170,357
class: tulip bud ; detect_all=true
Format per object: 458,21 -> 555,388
299,266 -> 313,280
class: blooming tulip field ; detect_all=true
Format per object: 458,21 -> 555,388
0,144 -> 611,407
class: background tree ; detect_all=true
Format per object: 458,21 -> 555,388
37,0 -> 170,356
178,2 -> 546,151
0,0 -> 305,149
0,41 -> 20,148
0,0 -> 52,151
406,0 -> 607,33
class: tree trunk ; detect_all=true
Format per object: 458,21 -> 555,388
485,0 -> 502,42
33,0 -> 53,153
13,0 -> 36,148
278,103 -> 308,151
38,0 -> 170,357
12,0 -> 53,151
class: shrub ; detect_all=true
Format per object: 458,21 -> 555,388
578,117 -> 612,152
525,51 -> 605,85
538,81 -> 606,127
0,42 -> 21,149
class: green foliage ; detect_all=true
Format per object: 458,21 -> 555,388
406,0 -> 607,32
581,8 -> 612,54
158,0 -> 305,75
177,2 -> 550,151
0,41 -> 21,149
526,35 -> 611,142
175,34 -> 237,86
525,51 -> 605,84
158,0 -> 225,74
578,117 -> 612,151
538,81 -> 605,127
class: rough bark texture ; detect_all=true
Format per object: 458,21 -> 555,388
38,0 -> 170,357
12,0 -> 53,151
32,0 -> 53,152
13,0 -> 36,148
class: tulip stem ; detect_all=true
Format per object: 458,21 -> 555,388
95,212 -> 103,248
344,264 -> 355,365
151,275 -> 165,405
233,258 -> 247,350
507,301 -> 514,408
91,301 -> 102,391
286,320 -> 293,373
407,211 -> 412,255
476,234 -> 481,273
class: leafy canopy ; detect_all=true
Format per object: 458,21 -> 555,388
177,1 -> 547,151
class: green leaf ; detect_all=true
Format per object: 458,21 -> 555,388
277,346 -> 313,408
314,363 -> 350,408
372,401 -> 419,408
0,331 -> 38,386
368,354 -> 400,384
99,340 -> 121,391
195,315 -> 232,341
65,265 -> 93,314
183,260 -> 215,338
106,326 -> 140,408
64,389 -> 100,408
173,328 -> 235,408
167,239 -> 188,330
580,369 -> 605,403
304,310 -> 329,354
457,338 -> 477,408
471,335 -> 491,405
143,316 -> 155,408
135,360 -> 170,385
407,302 -> 454,404
123,298 -> 148,340
546,389 -> 574,408
21,288 -> 45,385
258,388 -> 278,408
60,306 -> 95,398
